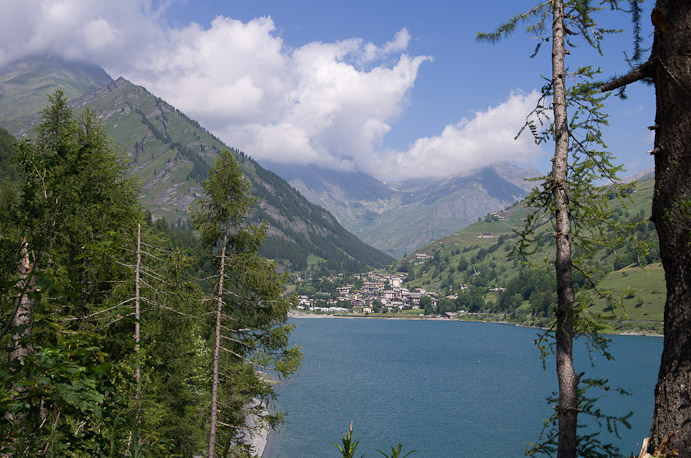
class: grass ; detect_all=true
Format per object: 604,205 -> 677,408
398,309 -> 424,317
589,263 -> 665,322
306,253 -> 326,266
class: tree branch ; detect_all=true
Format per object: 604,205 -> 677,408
220,333 -> 255,349
61,297 -> 136,321
220,346 -> 269,370
600,64 -> 650,92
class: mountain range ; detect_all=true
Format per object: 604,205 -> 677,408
262,160 -> 540,257
395,174 -> 663,333
1,56 -> 539,265
0,57 -> 392,272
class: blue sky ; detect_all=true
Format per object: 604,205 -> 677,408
1,0 -> 656,180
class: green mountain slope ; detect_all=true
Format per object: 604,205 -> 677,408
1,58 -> 394,272
0,57 -> 113,123
392,176 -> 662,331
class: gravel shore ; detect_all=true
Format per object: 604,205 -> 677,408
245,398 -> 269,457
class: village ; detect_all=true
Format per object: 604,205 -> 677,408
293,253 -> 504,317
295,270 -> 441,315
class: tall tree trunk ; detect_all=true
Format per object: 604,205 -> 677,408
208,230 -> 228,458
135,223 -> 142,439
5,240 -> 37,455
551,1 -> 579,456
648,2 -> 691,455
10,239 -> 35,363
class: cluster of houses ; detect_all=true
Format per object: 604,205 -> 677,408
296,272 -> 449,314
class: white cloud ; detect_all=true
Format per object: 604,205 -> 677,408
0,1 -> 546,180
366,91 -> 547,180
121,16 -> 432,175
78,17 -> 122,51
362,28 -> 411,63
0,0 -> 162,67
138,16 -> 289,124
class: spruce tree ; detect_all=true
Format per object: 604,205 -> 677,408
193,150 -> 301,457
0,90 -> 141,455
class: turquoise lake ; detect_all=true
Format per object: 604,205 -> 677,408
263,318 -> 662,457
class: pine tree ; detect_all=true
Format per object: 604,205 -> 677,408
110,220 -> 209,456
193,150 -> 301,457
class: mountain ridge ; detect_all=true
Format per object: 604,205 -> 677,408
391,174 -> 663,332
262,160 -> 540,258
0,56 -> 113,123
1,58 -> 394,272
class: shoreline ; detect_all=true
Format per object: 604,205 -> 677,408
245,398 -> 269,457
287,310 -> 663,337
248,428 -> 268,458
288,310 -> 445,321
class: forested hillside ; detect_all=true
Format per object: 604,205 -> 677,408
0,58 -> 393,273
392,176 -> 663,333
0,97 -> 299,456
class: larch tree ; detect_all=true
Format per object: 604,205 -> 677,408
193,150 -> 301,457
602,2 -> 691,455
479,1 -> 644,456
549,3 -> 579,454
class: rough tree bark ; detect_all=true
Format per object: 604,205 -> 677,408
3,240 -> 37,454
647,2 -> 691,455
550,1 -> 579,456
602,3 -> 691,455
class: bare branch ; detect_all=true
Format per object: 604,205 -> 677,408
218,371 -> 233,380
219,313 -> 244,326
139,250 -> 164,262
61,297 -> 136,321
219,346 -> 269,370
93,313 -> 135,331
137,296 -> 200,318
601,64 -> 650,92
139,264 -> 168,282
220,334 -> 255,349
140,241 -> 173,254
219,324 -> 240,333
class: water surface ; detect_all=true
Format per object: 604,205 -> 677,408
264,318 -> 661,457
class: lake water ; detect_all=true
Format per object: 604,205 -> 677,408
263,318 -> 662,458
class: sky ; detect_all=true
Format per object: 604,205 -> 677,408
0,0 -> 657,181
